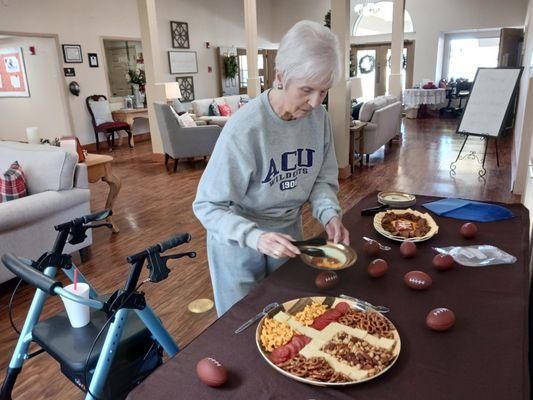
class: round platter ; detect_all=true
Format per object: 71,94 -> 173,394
299,242 -> 357,271
256,296 -> 401,387
377,191 -> 416,208
373,208 -> 439,242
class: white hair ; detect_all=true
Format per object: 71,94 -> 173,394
275,20 -> 342,89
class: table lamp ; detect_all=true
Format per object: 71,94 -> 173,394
350,77 -> 363,102
158,82 -> 185,114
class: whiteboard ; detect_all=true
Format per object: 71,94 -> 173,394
457,68 -> 522,137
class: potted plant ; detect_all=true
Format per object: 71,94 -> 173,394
126,68 -> 146,108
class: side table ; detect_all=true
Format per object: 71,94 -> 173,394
85,154 -> 121,233
349,121 -> 367,172
111,108 -> 149,147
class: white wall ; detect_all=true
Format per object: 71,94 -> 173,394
0,36 -> 71,142
0,0 -> 141,145
154,0 -> 275,104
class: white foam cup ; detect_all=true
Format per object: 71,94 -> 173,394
61,282 -> 91,328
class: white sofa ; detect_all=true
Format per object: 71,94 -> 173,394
190,95 -> 249,127
355,95 -> 402,161
0,141 -> 92,284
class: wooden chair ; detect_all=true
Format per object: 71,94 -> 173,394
86,95 -> 133,152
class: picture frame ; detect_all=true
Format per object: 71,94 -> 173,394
62,44 -> 83,63
170,21 -> 190,49
0,47 -> 30,97
168,51 -> 198,74
88,53 -> 98,68
176,76 -> 195,101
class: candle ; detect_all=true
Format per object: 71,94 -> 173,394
26,127 -> 40,144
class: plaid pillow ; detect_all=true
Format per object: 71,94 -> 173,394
0,161 -> 27,203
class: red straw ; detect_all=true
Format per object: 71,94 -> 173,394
74,268 -> 78,291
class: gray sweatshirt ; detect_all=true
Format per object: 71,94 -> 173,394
193,90 -> 341,250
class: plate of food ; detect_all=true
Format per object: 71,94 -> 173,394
373,208 -> 439,242
256,297 -> 401,386
299,242 -> 357,270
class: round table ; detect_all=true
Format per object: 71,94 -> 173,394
403,88 -> 447,118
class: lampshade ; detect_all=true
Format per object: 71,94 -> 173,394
163,82 -> 182,100
350,77 -> 363,100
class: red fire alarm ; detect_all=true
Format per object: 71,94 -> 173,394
29,46 -> 36,55
208,66 -> 212,73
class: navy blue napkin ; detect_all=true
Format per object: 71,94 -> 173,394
422,198 -> 514,222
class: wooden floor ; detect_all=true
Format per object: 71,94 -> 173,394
0,117 -> 519,399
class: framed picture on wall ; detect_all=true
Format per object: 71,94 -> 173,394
0,47 -> 30,97
170,21 -> 190,49
62,44 -> 83,63
168,51 -> 197,74
88,53 -> 98,68
176,76 -> 194,101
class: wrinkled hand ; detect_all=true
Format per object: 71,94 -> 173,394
325,216 -> 350,245
257,232 -> 301,259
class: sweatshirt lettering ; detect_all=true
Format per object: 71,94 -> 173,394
262,148 -> 315,184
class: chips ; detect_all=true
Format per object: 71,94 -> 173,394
260,318 -> 295,352
294,303 -> 328,326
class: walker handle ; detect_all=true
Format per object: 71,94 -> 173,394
2,253 -> 63,295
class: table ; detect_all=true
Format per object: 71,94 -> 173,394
128,193 -> 530,400
111,108 -> 148,147
349,121 -> 367,172
403,89 -> 447,119
85,154 -> 121,233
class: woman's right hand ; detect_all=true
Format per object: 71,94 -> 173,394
257,232 -> 301,259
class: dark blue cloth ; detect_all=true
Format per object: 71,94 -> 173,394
422,198 -> 514,222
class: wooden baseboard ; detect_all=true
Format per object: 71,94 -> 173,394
82,132 -> 151,153
338,165 -> 351,180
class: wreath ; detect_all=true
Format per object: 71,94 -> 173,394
358,55 -> 375,74
387,55 -> 408,70
223,55 -> 238,79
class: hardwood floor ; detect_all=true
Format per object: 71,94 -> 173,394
0,117 -> 519,399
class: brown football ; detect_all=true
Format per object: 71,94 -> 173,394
368,259 -> 388,278
400,241 -> 417,258
460,222 -> 478,239
363,240 -> 380,256
196,357 -> 228,387
426,308 -> 455,331
315,271 -> 340,290
404,270 -> 432,290
432,254 -> 455,271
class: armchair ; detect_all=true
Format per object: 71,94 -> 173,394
153,102 -> 222,172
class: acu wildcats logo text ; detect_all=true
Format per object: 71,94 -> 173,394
261,148 -> 314,191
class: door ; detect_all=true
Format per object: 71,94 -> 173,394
352,41 -> 414,101
498,28 -> 524,67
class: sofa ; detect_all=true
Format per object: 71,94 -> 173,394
154,102 -> 222,172
0,141 -> 92,283
190,94 -> 249,127
355,95 -> 402,161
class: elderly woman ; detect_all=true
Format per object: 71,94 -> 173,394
193,20 -> 350,316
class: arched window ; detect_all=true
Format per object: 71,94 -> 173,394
353,1 -> 414,37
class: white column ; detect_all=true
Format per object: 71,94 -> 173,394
244,0 -> 260,98
389,0 -> 405,99
137,0 -> 166,154
328,0 -> 351,179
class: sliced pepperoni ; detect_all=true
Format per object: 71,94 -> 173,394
334,301 -> 350,314
268,345 -> 290,365
286,341 -> 299,358
323,309 -> 342,320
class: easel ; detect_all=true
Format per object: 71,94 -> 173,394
449,67 -> 523,178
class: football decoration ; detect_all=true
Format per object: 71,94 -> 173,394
403,271 -> 432,290
426,308 -> 455,331
399,241 -> 417,258
432,254 -> 455,271
368,259 -> 388,278
460,222 -> 478,239
363,239 -> 380,256
315,271 -> 340,290
196,357 -> 228,387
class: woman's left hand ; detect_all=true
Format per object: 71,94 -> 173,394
325,216 -> 350,245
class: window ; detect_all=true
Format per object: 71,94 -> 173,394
103,39 -> 143,97
238,51 -> 265,91
353,1 -> 414,37
446,37 -> 499,81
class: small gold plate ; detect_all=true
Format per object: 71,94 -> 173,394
299,242 -> 357,270
377,191 -> 416,207
188,298 -> 214,313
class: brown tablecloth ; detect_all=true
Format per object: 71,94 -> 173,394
128,193 -> 530,400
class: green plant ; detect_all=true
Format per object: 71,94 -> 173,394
126,68 -> 146,85
223,55 -> 238,79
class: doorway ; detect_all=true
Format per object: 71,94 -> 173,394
351,41 -> 414,101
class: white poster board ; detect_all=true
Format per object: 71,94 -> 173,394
457,68 -> 522,137
168,51 -> 198,74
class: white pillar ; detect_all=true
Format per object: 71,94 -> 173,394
329,0 -> 351,179
389,0 -> 405,99
137,0 -> 166,154
244,0 -> 260,98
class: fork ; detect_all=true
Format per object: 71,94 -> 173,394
339,294 -> 390,314
234,302 -> 280,334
